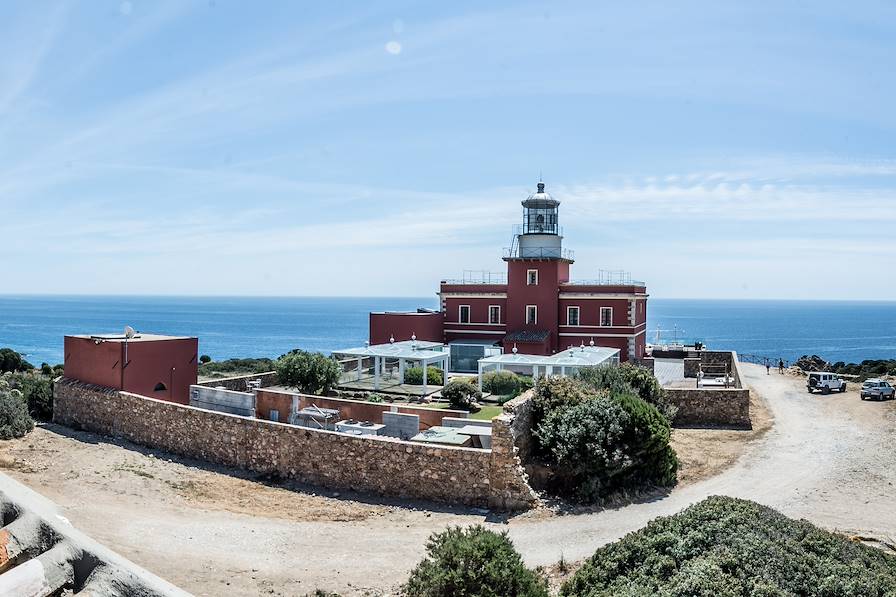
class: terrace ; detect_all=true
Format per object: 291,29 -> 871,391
332,340 -> 450,397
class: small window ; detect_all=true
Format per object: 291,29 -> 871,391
153,382 -> 167,392
270,409 -> 279,422
567,306 -> 580,326
600,307 -> 613,327
489,305 -> 501,324
526,305 -> 538,325
527,269 -> 538,285
459,305 -> 471,323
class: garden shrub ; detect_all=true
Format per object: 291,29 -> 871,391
441,379 -> 482,410
403,525 -> 549,597
0,379 -> 34,439
366,393 -> 386,403
482,370 -> 521,396
0,348 -> 32,373
199,354 -> 212,364
275,350 -> 342,394
404,366 -> 444,386
560,495 -> 896,596
577,363 -> 676,420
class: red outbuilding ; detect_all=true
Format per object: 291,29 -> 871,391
370,182 -> 648,372
63,333 -> 198,404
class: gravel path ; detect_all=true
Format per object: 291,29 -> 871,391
3,363 -> 894,596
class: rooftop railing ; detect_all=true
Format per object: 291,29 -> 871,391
564,269 -> 645,286
441,270 -> 508,285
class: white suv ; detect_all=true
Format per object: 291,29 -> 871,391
807,372 -> 847,394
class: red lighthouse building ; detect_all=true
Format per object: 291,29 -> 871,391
369,182 -> 648,372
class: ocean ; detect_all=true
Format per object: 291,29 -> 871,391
1,295 -> 894,367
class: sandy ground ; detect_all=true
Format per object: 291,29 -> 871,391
1,364 -> 894,595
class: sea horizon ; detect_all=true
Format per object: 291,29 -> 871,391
2,295 -> 894,368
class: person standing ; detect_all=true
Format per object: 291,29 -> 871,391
766,359 -> 770,375
778,359 -> 785,373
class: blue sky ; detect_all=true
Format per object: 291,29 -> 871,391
2,1 -> 895,299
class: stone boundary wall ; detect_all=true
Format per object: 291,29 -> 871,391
53,378 -> 536,510
666,387 -> 750,428
489,390 -> 539,509
666,352 -> 750,428
196,371 -> 278,391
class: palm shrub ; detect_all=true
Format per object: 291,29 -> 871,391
275,350 -> 342,394
441,379 -> 482,410
404,366 -> 444,386
576,363 -> 676,421
0,378 -> 34,439
403,525 -> 549,597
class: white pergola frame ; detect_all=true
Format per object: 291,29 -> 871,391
334,340 -> 450,395
477,345 -> 620,390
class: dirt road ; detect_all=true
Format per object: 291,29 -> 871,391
2,363 -> 894,595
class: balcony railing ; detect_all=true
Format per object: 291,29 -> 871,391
503,246 -> 575,260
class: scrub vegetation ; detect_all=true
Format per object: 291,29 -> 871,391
532,374 -> 677,502
440,378 -> 482,410
197,357 -> 275,378
0,347 -> 34,373
404,525 -> 549,597
0,377 -> 35,439
560,495 -> 896,596
481,370 -> 533,399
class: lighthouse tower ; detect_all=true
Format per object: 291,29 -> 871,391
502,182 -> 574,354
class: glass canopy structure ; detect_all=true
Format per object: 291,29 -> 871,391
333,340 -> 450,395
477,344 -> 620,391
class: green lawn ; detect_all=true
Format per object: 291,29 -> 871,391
418,402 -> 503,421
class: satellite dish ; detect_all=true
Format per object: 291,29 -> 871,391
124,326 -> 136,339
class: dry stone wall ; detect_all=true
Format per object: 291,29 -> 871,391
665,387 -> 750,428
54,378 -> 536,509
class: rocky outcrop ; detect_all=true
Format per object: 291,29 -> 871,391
794,355 -> 829,372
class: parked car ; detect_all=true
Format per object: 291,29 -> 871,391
806,372 -> 847,394
860,379 -> 895,401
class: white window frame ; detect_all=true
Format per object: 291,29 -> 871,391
567,306 -> 580,326
526,305 -> 538,325
459,304 -> 471,324
527,269 -> 538,285
600,307 -> 613,327
488,305 -> 501,324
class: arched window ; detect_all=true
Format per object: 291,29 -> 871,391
153,382 -> 167,392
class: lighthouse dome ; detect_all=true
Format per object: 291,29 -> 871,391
521,181 -> 560,209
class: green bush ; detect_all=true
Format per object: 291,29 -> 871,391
404,525 -> 549,597
404,366 -> 444,386
576,363 -> 676,420
40,363 -> 53,376
561,496 -> 896,596
0,379 -> 34,439
5,372 -> 53,420
481,370 -> 520,395
441,379 -> 482,410
366,393 -> 386,403
199,354 -> 212,364
275,350 -> 342,395
531,377 -> 677,502
0,348 -> 33,373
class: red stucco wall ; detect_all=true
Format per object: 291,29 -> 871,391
369,312 -> 443,345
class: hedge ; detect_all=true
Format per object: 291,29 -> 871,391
441,379 -> 481,410
404,366 -> 444,386
576,363 -> 676,421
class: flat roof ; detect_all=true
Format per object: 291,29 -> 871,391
333,340 -> 448,361
68,333 -> 195,342
480,345 -> 620,367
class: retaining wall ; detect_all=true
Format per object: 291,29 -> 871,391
53,379 -> 536,509
665,387 -> 750,428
